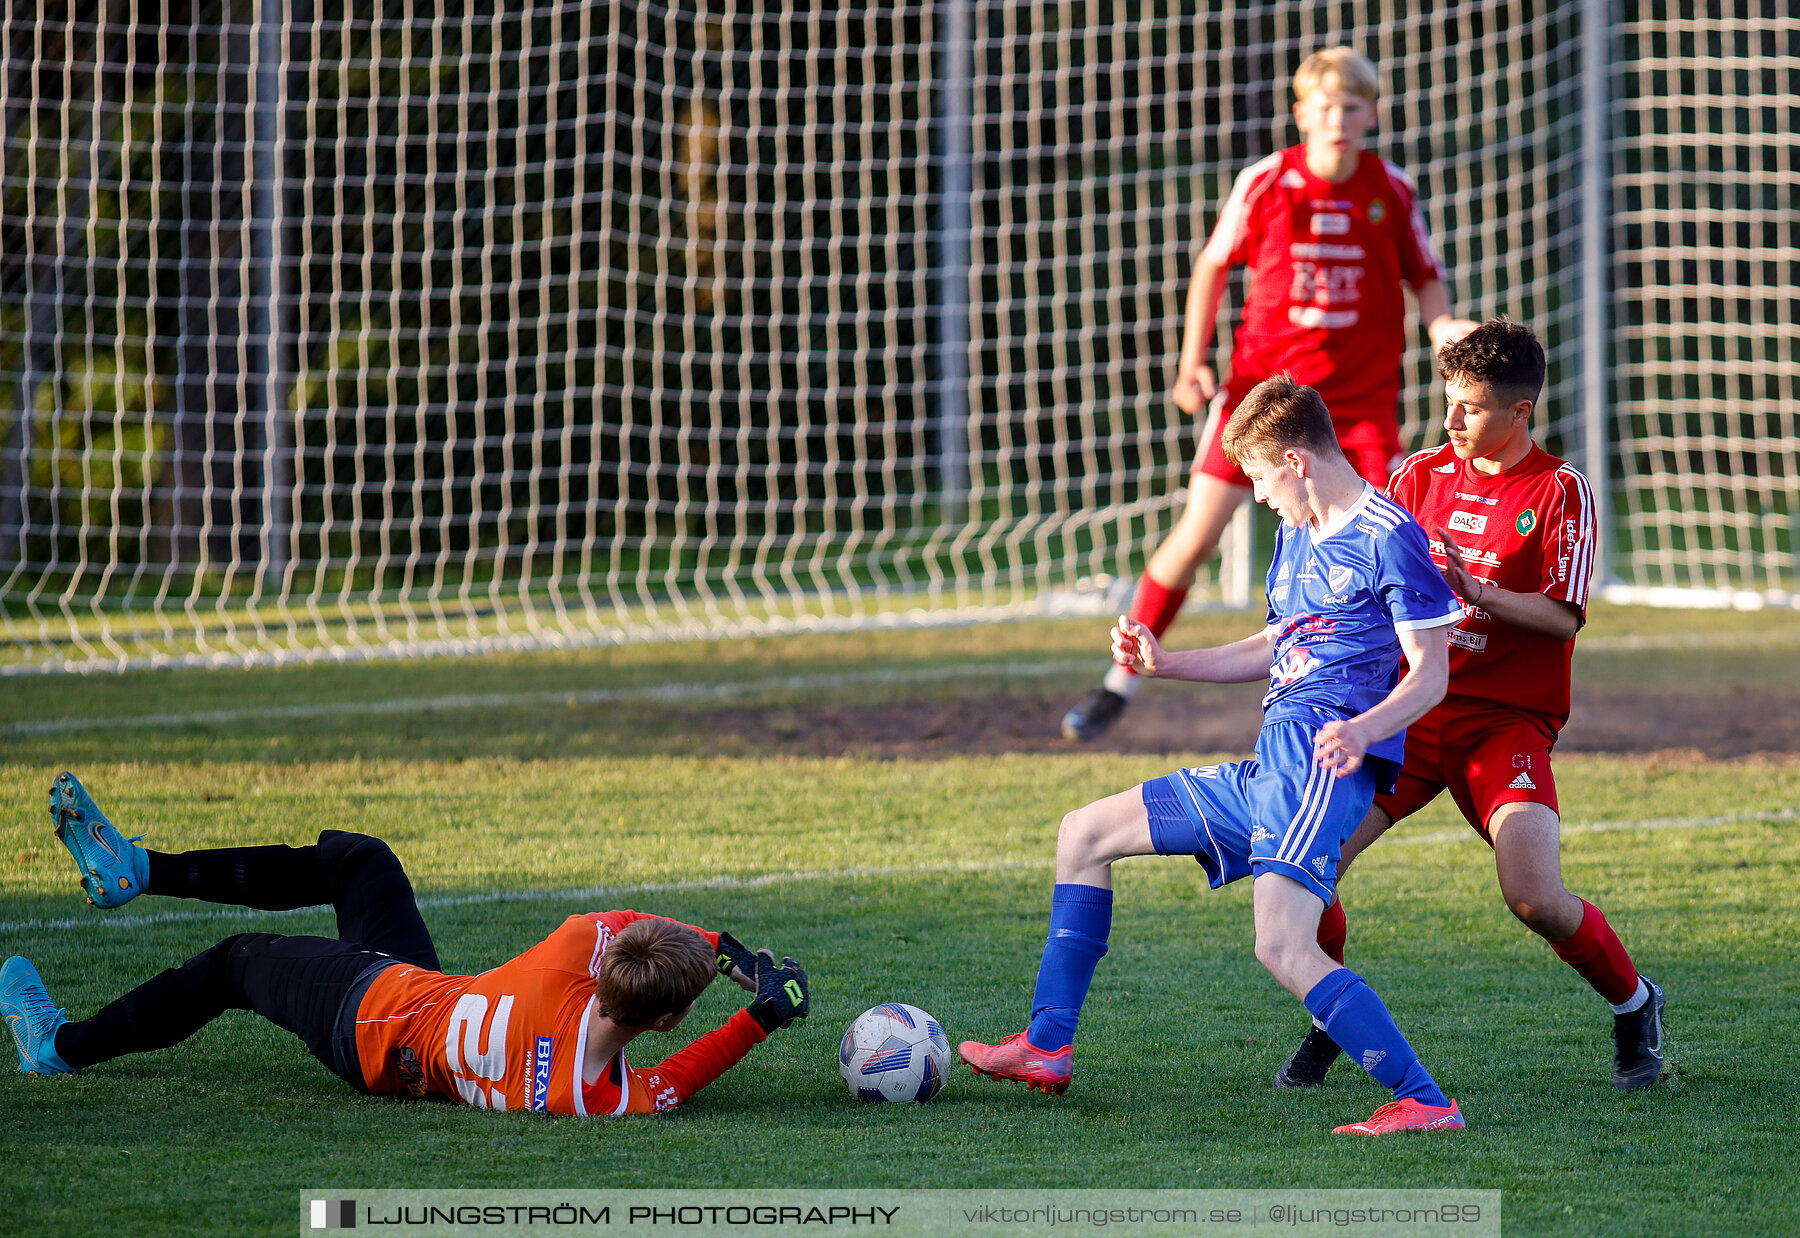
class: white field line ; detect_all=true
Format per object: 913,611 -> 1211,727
9,625 -> 1797,736
3,806 -> 1792,937
1579,630 -> 1800,652
0,857 -> 1055,935
1371,806 -> 1799,848
1,660 -> 1097,736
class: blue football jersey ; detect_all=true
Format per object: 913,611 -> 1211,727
1261,485 -> 1464,768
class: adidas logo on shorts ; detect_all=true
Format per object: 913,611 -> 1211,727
1509,771 -> 1537,790
1312,856 -> 1329,876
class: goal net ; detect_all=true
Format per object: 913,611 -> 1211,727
1606,9 -> 1800,606
2,2 -> 1793,672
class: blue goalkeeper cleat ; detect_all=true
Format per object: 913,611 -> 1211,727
2,956 -> 73,1075
50,770 -> 149,909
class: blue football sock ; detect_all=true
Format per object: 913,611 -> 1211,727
1025,883 -> 1113,1051
1304,968 -> 1448,1107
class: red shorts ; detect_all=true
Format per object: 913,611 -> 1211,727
1374,699 -> 1562,845
1194,385 -> 1402,489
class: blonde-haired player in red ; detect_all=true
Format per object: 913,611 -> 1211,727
1270,319 -> 1667,1093
1063,45 -> 1478,741
6,772 -> 808,1116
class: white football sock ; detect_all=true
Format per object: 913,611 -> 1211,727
1608,977 -> 1650,1015
1102,665 -> 1142,698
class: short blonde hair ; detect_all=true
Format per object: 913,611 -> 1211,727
1293,47 -> 1380,105
1221,374 -> 1344,467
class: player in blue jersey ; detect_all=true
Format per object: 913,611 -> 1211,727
959,374 -> 1468,1134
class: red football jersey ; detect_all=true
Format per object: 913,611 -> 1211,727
1386,442 -> 1597,723
1203,145 -> 1444,410
354,910 -> 764,1116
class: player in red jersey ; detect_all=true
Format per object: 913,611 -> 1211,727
1268,320 -> 1667,1092
5,772 -> 810,1116
1064,47 -> 1478,741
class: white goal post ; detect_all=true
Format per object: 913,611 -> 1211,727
2,2 -> 1795,672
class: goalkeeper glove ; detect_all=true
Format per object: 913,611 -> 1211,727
715,931 -> 757,985
746,949 -> 810,1032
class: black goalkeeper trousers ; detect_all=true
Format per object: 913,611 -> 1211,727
55,830 -> 439,1084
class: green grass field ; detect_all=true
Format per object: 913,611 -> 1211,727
3,608 -> 1799,1236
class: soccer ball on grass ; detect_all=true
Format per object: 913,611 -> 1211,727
838,1003 -> 952,1104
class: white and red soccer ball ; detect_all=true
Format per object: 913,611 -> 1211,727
838,1003 -> 952,1104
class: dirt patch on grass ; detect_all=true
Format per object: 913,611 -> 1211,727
696,683 -> 1800,761
1556,689 -> 1800,759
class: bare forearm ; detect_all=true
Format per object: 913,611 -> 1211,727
1177,255 -> 1230,376
1347,655 -> 1448,749
1466,582 -> 1582,641
1414,279 -> 1451,330
1145,629 -> 1274,684
1313,628 -> 1450,779
1413,279 -> 1472,351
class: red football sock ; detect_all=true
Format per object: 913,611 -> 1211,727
1128,573 -> 1189,639
1547,899 -> 1640,1006
1316,897 -> 1348,965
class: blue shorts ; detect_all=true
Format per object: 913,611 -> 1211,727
1141,720 -> 1380,905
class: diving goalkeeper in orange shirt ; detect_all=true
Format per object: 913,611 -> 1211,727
5,772 -> 809,1116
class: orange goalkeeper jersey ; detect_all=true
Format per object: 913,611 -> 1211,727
353,910 -> 765,1116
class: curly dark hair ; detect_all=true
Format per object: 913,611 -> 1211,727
1437,318 -> 1546,408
